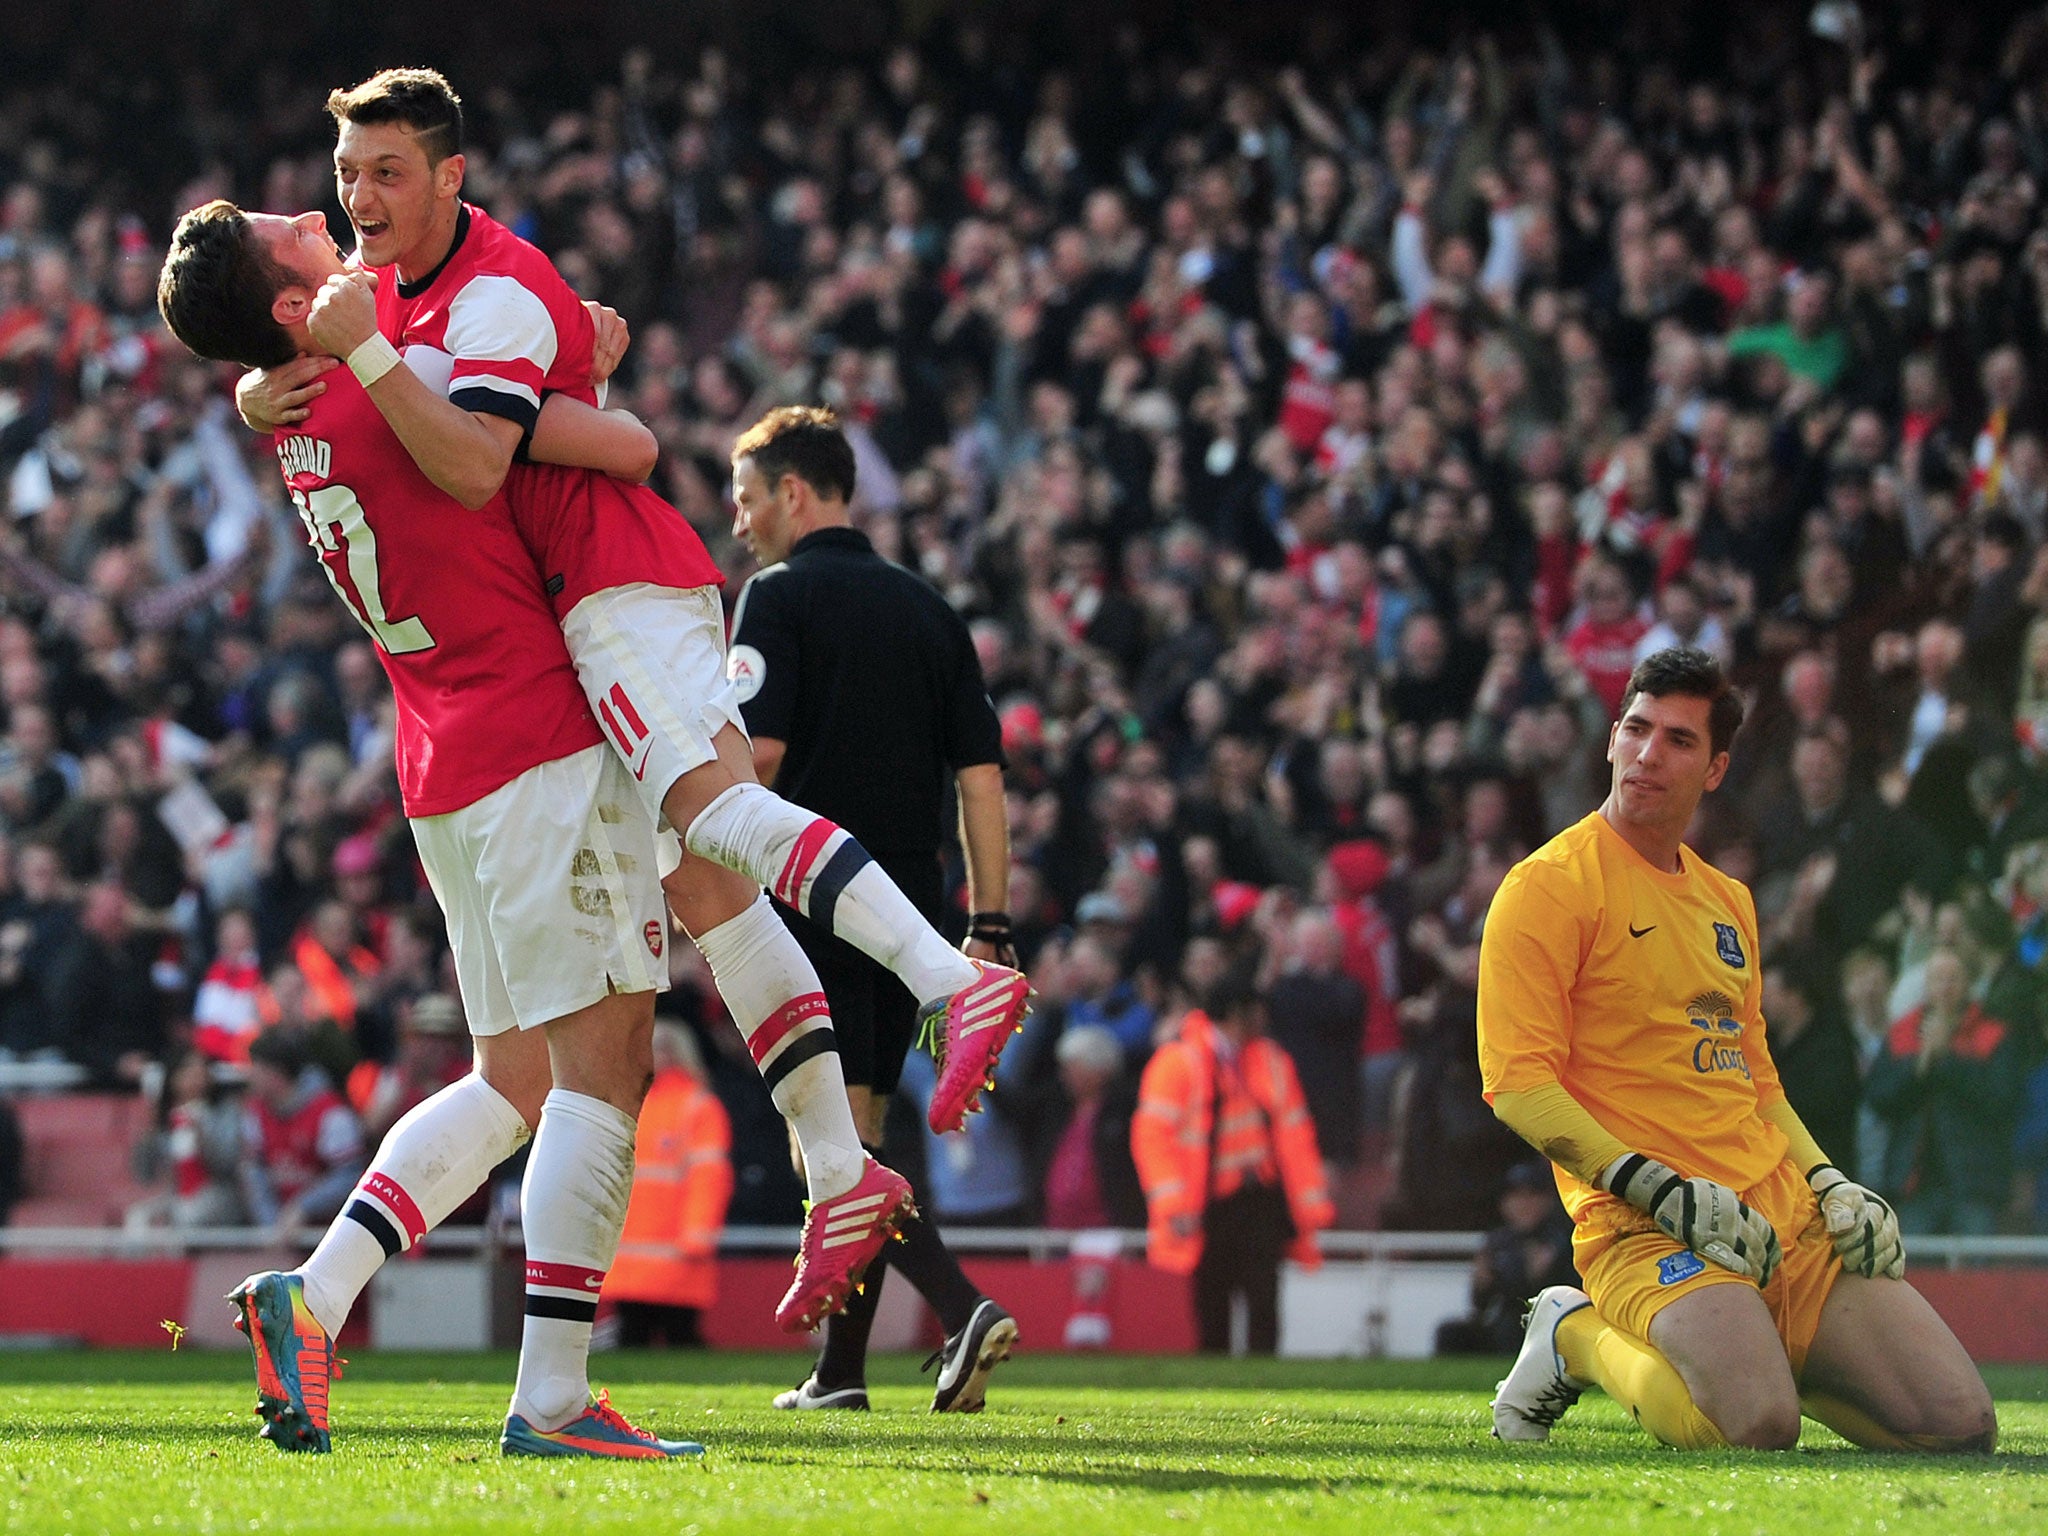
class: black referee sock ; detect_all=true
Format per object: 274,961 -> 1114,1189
814,1256 -> 885,1390
889,1203 -> 984,1337
874,1146 -> 983,1337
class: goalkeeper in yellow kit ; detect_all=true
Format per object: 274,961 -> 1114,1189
1479,648 -> 1995,1452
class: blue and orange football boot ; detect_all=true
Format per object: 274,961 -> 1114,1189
228,1271 -> 334,1453
501,1390 -> 705,1459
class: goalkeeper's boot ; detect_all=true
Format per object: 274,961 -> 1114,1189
229,1271 -> 333,1453
776,1156 -> 915,1332
1492,1285 -> 1593,1443
502,1390 -> 704,1458
921,961 -> 1033,1133
925,1298 -> 1018,1413
772,1375 -> 871,1411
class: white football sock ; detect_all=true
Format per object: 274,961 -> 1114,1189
511,1088 -> 637,1432
694,893 -> 865,1202
294,1073 -> 530,1336
684,782 -> 978,1003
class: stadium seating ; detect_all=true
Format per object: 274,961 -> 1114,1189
7,1094 -> 155,1228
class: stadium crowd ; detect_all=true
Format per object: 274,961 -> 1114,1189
3,2 -> 2048,1246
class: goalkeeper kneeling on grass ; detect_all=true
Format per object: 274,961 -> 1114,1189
1477,648 -> 1995,1453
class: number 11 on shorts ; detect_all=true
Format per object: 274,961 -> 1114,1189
597,683 -> 654,782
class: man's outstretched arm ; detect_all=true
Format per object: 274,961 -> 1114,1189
306,269 -> 519,508
528,396 -> 658,483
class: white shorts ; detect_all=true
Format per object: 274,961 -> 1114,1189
411,743 -> 669,1036
563,582 -> 749,830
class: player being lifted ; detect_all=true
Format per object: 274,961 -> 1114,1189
161,194 -> 1021,1458
164,206 -> 710,1458
1480,648 -> 1994,1452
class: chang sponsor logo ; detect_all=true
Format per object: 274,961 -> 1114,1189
1685,988 -> 1739,1031
1692,1037 -> 1753,1080
1683,989 -> 1750,1078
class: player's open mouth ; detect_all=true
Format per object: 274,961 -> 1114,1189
356,220 -> 390,241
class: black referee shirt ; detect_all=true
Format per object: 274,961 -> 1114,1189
729,527 -> 1003,859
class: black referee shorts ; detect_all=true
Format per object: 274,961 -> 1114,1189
774,852 -> 944,1096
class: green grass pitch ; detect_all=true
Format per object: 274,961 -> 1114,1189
1,1350 -> 2044,1534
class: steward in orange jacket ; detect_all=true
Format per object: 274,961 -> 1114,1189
605,1025 -> 733,1346
1132,973 -> 1334,1354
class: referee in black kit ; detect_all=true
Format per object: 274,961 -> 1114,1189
726,406 -> 1019,1414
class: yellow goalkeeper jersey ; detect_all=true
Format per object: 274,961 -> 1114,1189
1478,811 -> 1789,1218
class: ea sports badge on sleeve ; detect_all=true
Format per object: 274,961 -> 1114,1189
727,643 -> 765,702
1713,922 -> 1746,969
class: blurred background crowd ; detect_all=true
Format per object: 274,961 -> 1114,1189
3,0 -> 2048,1266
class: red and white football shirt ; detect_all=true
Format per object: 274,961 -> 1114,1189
375,203 -> 724,618
273,371 -> 603,816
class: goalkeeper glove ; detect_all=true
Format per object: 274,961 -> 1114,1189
1807,1164 -> 1904,1280
1602,1153 -> 1782,1286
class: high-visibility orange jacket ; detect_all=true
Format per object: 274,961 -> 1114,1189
1131,1010 -> 1334,1275
292,931 -> 380,1030
604,1066 -> 733,1309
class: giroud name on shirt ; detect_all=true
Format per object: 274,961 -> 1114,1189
272,367 -> 601,817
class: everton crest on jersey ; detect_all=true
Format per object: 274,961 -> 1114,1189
1713,921 -> 1746,969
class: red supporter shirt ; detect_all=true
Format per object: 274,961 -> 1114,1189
192,955 -> 266,1063
167,1106 -> 209,1198
374,203 -> 723,618
248,1083 -> 360,1206
1564,614 -> 1649,718
273,371 -> 602,816
1278,340 -> 1339,453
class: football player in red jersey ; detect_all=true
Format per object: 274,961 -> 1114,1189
220,203 -> 925,1344
242,71 -> 1031,1149
162,202 -> 706,1458
162,204 -> 911,1458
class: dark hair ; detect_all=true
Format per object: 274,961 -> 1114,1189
731,406 -> 858,502
393,902 -> 449,958
1202,962 -> 1263,1023
1980,511 -> 2028,553
1619,647 -> 1745,757
157,201 -> 296,369
326,67 -> 464,164
247,1025 -> 309,1078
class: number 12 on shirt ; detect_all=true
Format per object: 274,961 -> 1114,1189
289,484 -> 437,656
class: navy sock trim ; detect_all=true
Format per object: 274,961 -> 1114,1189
806,840 -> 872,932
525,1294 -> 599,1323
345,1198 -> 404,1259
764,1026 -> 839,1097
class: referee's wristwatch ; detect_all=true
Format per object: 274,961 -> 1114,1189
967,910 -> 1019,970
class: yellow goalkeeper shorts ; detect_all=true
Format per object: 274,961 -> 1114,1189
1573,1160 -> 1844,1374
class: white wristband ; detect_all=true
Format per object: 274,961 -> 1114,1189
346,332 -> 402,388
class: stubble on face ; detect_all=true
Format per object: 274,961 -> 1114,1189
1605,692 -> 1725,838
